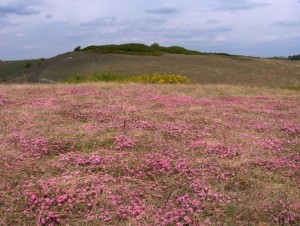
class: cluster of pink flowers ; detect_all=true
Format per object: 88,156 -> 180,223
0,98 -> 8,105
17,137 -> 70,158
266,200 -> 298,224
190,141 -> 239,159
255,153 -> 300,172
114,135 -> 134,151
207,144 -> 239,159
282,123 -> 300,136
257,137 -> 285,153
59,153 -> 102,166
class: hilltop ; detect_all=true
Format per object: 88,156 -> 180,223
0,43 -> 300,88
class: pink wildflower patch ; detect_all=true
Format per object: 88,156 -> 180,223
257,138 -> 285,152
59,153 -> 102,166
114,135 -> 134,151
282,123 -> 300,136
267,200 -> 299,224
17,137 -> 72,158
0,99 -> 9,105
208,144 -> 239,159
254,153 -> 300,173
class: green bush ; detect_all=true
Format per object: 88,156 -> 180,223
162,46 -> 200,55
25,62 -> 32,68
151,42 -> 160,48
65,73 -> 190,84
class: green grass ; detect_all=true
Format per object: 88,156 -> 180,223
65,73 -> 190,84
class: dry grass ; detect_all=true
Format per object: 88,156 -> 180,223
0,83 -> 299,225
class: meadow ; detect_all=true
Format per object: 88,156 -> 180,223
0,83 -> 299,225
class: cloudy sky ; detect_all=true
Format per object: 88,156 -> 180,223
1,0 -> 300,60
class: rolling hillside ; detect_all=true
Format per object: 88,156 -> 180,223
1,45 -> 300,88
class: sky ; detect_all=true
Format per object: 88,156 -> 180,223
0,0 -> 300,60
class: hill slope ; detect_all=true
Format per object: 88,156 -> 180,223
0,59 -> 40,82
2,51 -> 300,88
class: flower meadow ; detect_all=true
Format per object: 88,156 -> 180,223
0,83 -> 299,225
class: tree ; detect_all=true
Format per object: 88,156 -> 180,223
288,54 -> 300,60
74,46 -> 81,52
37,58 -> 44,67
151,42 -> 160,48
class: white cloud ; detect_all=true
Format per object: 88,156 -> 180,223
274,20 -> 300,27
45,14 -> 53,19
145,6 -> 179,14
0,0 -> 43,17
212,0 -> 269,12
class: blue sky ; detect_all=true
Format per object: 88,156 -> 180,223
0,0 -> 300,60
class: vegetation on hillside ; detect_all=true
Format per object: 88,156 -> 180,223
65,73 -> 190,84
79,43 -> 257,61
288,54 -> 300,60
81,43 -> 203,56
269,54 -> 300,61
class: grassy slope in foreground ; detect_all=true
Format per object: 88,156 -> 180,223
0,83 -> 299,225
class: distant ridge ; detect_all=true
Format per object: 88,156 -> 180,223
0,43 -> 299,89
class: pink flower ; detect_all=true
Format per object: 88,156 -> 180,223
57,194 -> 68,204
184,216 -> 192,224
114,135 -> 134,150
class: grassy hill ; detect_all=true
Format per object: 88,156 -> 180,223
1,44 -> 300,88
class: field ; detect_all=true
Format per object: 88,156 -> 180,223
0,83 -> 299,225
